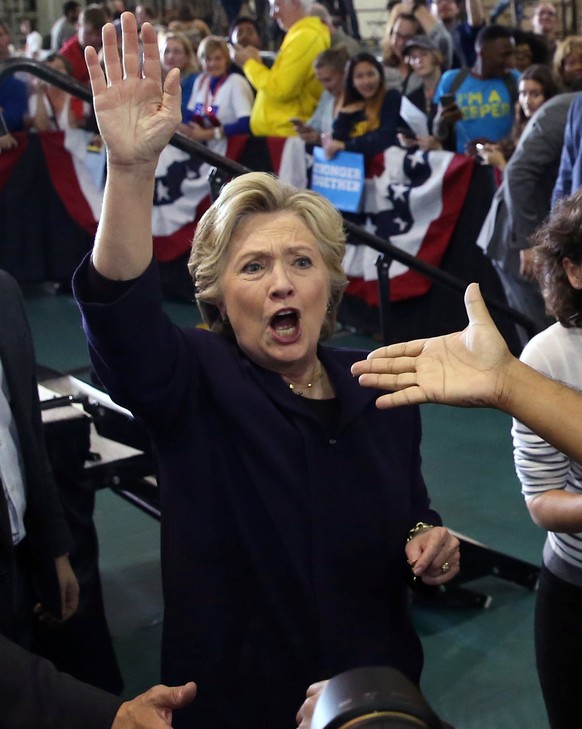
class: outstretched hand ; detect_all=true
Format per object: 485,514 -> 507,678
112,682 -> 197,729
85,12 -> 181,169
351,283 -> 515,409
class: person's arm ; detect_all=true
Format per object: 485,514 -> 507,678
505,94 -> 575,250
432,71 -> 462,149
53,554 -> 79,622
306,97 -> 325,135
232,43 -> 261,70
401,1 -> 453,68
0,109 -> 17,151
526,487 -> 582,533
466,0 -> 485,27
112,683 -> 197,729
0,132 -> 17,150
512,340 -> 582,533
405,525 -> 460,584
29,86 -> 54,131
409,2 -> 439,32
221,74 -> 254,138
85,13 -> 181,280
0,632 -> 196,729
424,15 -> 453,69
296,680 -> 327,729
478,142 -> 506,170
513,416 -> 582,532
241,26 -> 328,102
550,97 -> 581,206
351,283 -> 582,463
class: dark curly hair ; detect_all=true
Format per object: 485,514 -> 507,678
531,189 -> 582,327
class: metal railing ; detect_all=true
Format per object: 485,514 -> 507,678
0,57 -> 537,339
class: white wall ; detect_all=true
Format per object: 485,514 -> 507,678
354,0 -> 388,43
38,0 -> 61,36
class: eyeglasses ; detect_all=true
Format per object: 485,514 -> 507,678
393,31 -> 414,42
407,54 -> 429,63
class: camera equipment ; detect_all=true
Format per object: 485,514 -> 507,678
311,666 -> 446,729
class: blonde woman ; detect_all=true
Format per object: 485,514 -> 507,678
160,31 -> 199,121
76,14 -> 460,728
553,35 -> 582,91
381,1 -> 451,91
181,35 -> 253,150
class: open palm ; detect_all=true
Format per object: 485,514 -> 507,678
86,13 -> 181,167
352,284 -> 514,409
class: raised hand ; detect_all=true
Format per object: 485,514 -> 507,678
85,12 -> 181,169
351,283 -> 515,409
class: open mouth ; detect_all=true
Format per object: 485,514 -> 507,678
269,309 -> 300,340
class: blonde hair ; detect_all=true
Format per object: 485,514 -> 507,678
188,172 -> 347,340
381,9 -> 420,66
554,35 -> 582,81
197,35 -> 231,68
167,18 -> 211,52
160,31 -> 198,76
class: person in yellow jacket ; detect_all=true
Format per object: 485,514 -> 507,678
233,0 -> 331,137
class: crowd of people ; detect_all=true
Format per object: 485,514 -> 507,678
2,1 -> 582,729
1,0 -> 580,331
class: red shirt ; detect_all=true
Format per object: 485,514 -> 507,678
59,36 -> 89,85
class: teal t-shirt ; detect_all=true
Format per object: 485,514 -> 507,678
435,69 -> 520,153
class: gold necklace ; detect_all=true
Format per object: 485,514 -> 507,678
287,362 -> 322,397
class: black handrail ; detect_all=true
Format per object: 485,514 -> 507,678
0,57 -> 537,336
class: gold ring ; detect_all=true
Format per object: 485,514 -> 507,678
441,561 -> 450,574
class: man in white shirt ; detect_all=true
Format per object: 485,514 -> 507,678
50,0 -> 81,52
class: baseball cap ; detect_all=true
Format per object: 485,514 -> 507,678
403,35 -> 439,54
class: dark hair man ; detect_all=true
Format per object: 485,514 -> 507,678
51,1 -> 82,52
434,24 -> 518,153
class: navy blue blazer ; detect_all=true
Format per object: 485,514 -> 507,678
75,258 -> 441,729
0,633 -> 121,729
0,270 -> 71,637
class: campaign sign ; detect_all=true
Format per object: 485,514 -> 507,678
310,147 -> 365,213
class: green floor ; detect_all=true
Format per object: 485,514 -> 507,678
23,284 -> 548,728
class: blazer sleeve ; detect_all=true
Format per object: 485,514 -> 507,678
551,95 -> 582,206
0,633 -> 122,729
504,94 -> 575,251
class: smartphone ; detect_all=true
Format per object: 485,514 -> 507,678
440,93 -> 456,108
